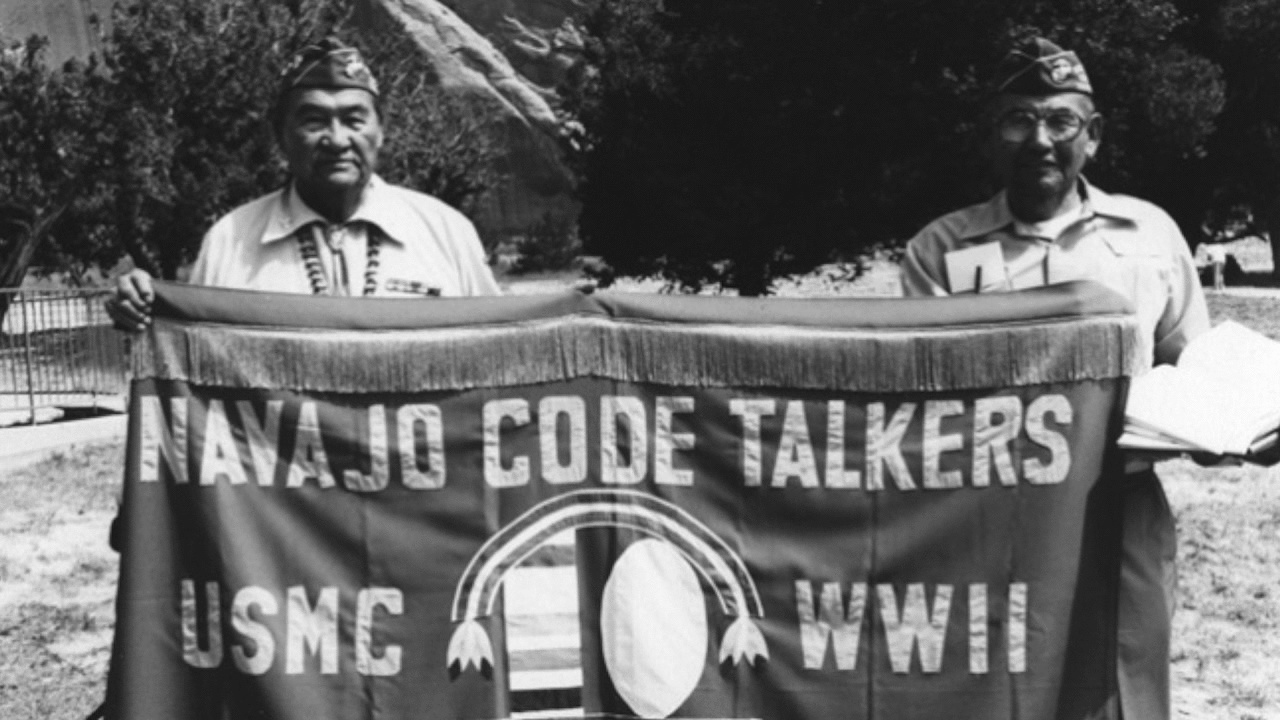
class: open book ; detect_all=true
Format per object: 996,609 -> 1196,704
1120,321 -> 1280,456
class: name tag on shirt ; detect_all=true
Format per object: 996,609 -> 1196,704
945,242 -> 1007,294
384,278 -> 442,296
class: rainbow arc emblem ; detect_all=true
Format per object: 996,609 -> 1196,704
446,488 -> 769,678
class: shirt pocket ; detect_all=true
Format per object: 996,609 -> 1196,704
1100,233 -> 1162,261
1097,232 -> 1169,341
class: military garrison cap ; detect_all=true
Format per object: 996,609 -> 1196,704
281,37 -> 380,97
993,37 -> 1092,96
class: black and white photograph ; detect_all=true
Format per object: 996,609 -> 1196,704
1,1 -> 1278,719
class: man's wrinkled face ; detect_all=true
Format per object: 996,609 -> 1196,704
988,92 -> 1100,202
279,88 -> 383,194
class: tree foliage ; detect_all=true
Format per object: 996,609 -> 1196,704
13,0 -> 1280,291
87,0 -> 505,279
569,0 -> 1229,294
1164,0 -> 1280,273
88,0 -> 312,278
0,36 -> 107,324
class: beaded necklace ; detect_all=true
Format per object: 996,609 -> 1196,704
296,222 -> 384,296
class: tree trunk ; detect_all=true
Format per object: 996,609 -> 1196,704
0,204 -> 68,326
732,253 -> 773,297
115,190 -> 162,279
1265,196 -> 1280,283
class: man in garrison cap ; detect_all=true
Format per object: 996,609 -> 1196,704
107,37 -> 498,328
900,38 -> 1209,720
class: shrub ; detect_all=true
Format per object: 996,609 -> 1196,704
510,214 -> 582,274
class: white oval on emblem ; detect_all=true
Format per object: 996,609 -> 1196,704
600,538 -> 707,718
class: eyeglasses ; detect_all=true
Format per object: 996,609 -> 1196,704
996,109 -> 1090,143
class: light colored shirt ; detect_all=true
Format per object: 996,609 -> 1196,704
903,181 -> 1197,720
900,181 -> 1209,367
189,176 -> 500,297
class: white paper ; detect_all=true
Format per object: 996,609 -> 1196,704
1178,320 -> 1280,391
944,243 -> 1007,294
1124,322 -> 1280,455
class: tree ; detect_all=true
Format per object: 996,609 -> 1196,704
568,0 -> 1226,294
0,37 -> 102,318
86,0 -> 325,278
79,0 -> 503,279
1165,0 -> 1280,273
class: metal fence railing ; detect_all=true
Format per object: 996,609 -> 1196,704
0,288 -> 129,424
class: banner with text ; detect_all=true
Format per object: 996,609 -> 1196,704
106,281 -> 1142,720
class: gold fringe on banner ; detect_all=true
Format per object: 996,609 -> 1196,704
133,312 -> 1143,394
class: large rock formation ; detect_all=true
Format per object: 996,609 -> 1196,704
356,0 -> 589,239
0,0 -> 115,65
444,0 -> 590,94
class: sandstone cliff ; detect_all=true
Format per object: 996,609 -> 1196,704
0,0 -> 114,66
356,0 -> 588,239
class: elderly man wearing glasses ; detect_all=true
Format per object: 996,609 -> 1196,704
900,38 -> 1209,720
901,37 -> 1207,367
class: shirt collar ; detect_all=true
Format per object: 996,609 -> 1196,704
957,177 -> 1139,240
1081,180 -> 1140,223
262,175 -> 406,245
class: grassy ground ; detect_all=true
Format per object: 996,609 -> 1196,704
1167,285 -> 1280,720
5,247 -> 1280,718
1165,458 -> 1280,719
0,443 -> 121,719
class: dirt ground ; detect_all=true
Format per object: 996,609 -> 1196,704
0,443 -> 120,718
1164,459 -> 1280,719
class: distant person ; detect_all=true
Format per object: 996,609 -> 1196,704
899,37 -> 1210,720
1203,243 -> 1228,290
106,37 -> 499,330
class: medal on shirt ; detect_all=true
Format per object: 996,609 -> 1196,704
384,278 -> 442,296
